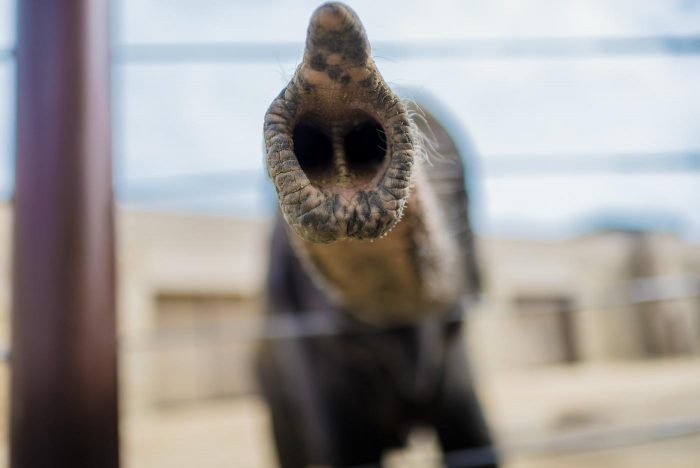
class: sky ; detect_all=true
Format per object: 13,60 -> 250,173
2,0 -> 700,239
0,0 -> 12,199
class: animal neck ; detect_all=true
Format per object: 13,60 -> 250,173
289,167 -> 461,325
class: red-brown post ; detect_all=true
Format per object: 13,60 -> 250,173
10,1 -> 119,467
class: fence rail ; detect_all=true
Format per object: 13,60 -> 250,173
112,35 -> 700,63
382,414 -> 700,468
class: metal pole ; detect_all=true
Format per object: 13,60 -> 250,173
10,1 -> 119,467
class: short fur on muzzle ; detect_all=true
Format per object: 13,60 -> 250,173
264,2 -> 415,243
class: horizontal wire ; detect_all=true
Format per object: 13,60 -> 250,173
507,414 -> 700,459
480,150 -> 700,177
7,35 -> 700,63
111,150 -> 700,203
2,14 -> 699,466
0,278 -> 690,356
369,414 -> 700,467
0,290 -> 696,463
116,287 -> 700,350
112,35 -> 700,63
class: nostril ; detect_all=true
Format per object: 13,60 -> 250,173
293,121 -> 334,178
344,120 -> 387,174
291,112 -> 389,189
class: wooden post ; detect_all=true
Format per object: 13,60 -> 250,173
10,1 -> 119,467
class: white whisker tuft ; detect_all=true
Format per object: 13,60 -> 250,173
403,98 -> 445,167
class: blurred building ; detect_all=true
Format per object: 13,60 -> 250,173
0,202 -> 698,410
474,231 -> 700,371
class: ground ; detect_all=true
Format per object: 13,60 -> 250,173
0,358 -> 697,466
116,357 -> 700,468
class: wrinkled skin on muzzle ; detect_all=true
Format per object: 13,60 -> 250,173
264,2 -> 414,243
263,2 -> 461,324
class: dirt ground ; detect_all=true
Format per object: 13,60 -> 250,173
118,357 -> 700,468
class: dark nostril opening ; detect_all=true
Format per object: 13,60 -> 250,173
293,122 -> 334,177
344,120 -> 387,174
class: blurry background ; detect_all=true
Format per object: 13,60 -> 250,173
1,0 -> 700,466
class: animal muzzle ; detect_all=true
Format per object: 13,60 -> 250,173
264,2 -> 416,243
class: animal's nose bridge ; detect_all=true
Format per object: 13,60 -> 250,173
329,122 -> 352,186
305,2 -> 370,64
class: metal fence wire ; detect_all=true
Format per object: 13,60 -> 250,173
1,12 -> 700,467
108,30 -> 700,466
125,290 -> 700,466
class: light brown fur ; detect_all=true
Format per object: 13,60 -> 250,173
294,172 -> 461,325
